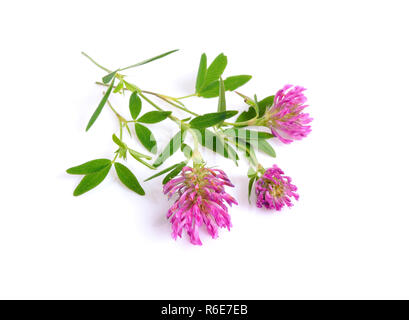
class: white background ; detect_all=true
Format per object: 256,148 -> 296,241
0,0 -> 408,299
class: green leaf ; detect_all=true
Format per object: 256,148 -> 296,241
153,130 -> 185,167
86,77 -> 115,131
134,123 -> 157,153
252,139 -> 276,158
223,128 -> 274,140
144,163 -> 180,182
129,91 -> 142,119
199,75 -> 252,98
114,162 -> 145,195
248,176 -> 256,203
73,165 -> 111,196
225,75 -> 252,91
195,53 -> 207,93
137,111 -> 171,124
102,71 -> 117,84
119,49 -> 179,71
257,95 -> 275,117
200,53 -> 227,90
162,161 -> 186,184
194,129 -> 239,165
189,111 -> 237,129
67,159 -> 111,175
235,108 -> 256,125
113,79 -> 124,93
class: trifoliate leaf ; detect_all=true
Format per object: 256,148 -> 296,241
200,53 -> 227,90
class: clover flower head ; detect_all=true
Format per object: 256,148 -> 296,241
255,165 -> 299,211
264,85 -> 312,144
163,165 -> 237,245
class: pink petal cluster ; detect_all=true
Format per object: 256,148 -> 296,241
163,166 -> 237,245
255,165 -> 299,211
265,85 -> 312,144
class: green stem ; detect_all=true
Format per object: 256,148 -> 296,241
142,90 -> 199,116
223,118 -> 258,127
188,128 -> 204,165
107,99 -> 122,119
177,93 -> 197,100
81,52 -> 112,73
95,82 -> 199,117
119,121 -> 123,140
137,91 -> 164,112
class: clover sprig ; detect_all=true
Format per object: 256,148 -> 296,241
67,50 -> 284,201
